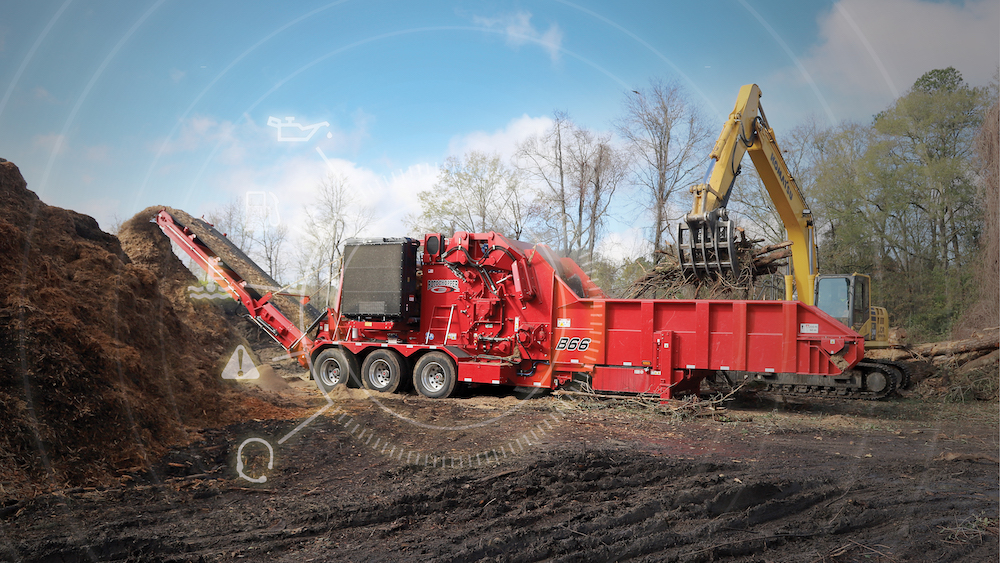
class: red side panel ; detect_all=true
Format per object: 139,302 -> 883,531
553,295 -> 865,398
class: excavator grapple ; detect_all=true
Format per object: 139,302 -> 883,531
677,209 -> 740,279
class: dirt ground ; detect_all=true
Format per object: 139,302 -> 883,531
2,356 -> 997,563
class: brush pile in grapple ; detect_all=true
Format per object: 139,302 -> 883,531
627,237 -> 792,299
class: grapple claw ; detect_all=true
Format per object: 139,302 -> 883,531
677,210 -> 739,279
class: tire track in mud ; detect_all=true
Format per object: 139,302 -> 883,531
5,415 -> 998,562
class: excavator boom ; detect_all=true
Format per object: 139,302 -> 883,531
678,84 -> 818,304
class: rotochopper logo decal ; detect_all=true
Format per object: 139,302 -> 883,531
428,279 -> 459,293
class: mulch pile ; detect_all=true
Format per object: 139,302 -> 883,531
0,161 -> 291,496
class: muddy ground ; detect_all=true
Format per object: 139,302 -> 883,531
2,359 -> 997,563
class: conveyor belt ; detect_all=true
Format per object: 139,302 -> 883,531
163,207 -> 321,328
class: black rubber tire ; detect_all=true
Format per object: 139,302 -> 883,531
412,352 -> 457,399
311,348 -> 359,394
361,349 -> 406,393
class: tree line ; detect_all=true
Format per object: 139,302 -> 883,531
784,68 -> 993,340
409,79 -> 709,273
206,68 -> 996,341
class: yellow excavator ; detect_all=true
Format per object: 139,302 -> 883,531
677,84 -> 891,350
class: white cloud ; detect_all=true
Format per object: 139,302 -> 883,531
198,150 -> 437,250
793,0 -> 999,118
32,133 -> 67,155
157,113 -> 556,269
169,68 -> 185,83
32,86 -> 57,103
368,163 -> 439,237
447,113 -> 553,161
473,11 -> 563,63
596,227 -> 651,264
276,153 -> 432,238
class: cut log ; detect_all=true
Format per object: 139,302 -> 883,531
956,349 -> 1000,376
753,249 -> 791,268
931,349 -> 993,367
753,240 -> 793,257
911,333 -> 1000,357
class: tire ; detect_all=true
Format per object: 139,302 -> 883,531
412,352 -> 457,399
361,349 -> 406,393
311,348 -> 359,394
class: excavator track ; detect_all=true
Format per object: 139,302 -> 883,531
758,361 -> 899,400
867,358 -> 912,389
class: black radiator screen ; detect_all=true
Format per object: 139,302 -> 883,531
340,239 -> 417,319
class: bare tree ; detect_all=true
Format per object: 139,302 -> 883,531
301,173 -> 373,307
616,80 -> 710,263
516,113 -> 626,263
564,128 -> 629,265
253,222 -> 288,281
410,151 -> 530,238
515,111 -> 573,252
727,117 -> 825,245
205,197 -> 256,254
203,196 -> 287,281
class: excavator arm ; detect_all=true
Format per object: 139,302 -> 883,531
678,84 -> 818,304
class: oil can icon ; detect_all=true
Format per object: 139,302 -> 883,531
266,116 -> 330,142
221,345 -> 260,380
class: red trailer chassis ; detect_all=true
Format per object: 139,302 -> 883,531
157,210 -> 887,400
311,231 -> 867,399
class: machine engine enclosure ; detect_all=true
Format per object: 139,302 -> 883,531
340,238 -> 419,321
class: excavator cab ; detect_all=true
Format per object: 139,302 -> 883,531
814,274 -> 864,329
815,273 -> 889,346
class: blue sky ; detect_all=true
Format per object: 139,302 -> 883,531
0,0 -> 996,264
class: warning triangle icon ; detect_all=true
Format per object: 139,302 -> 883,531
221,345 -> 260,380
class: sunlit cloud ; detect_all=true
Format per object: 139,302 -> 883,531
473,11 -> 563,63
783,0 -> 999,119
447,113 -> 554,162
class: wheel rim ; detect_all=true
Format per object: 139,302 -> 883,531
370,359 -> 393,388
420,362 -> 446,392
319,358 -> 343,387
